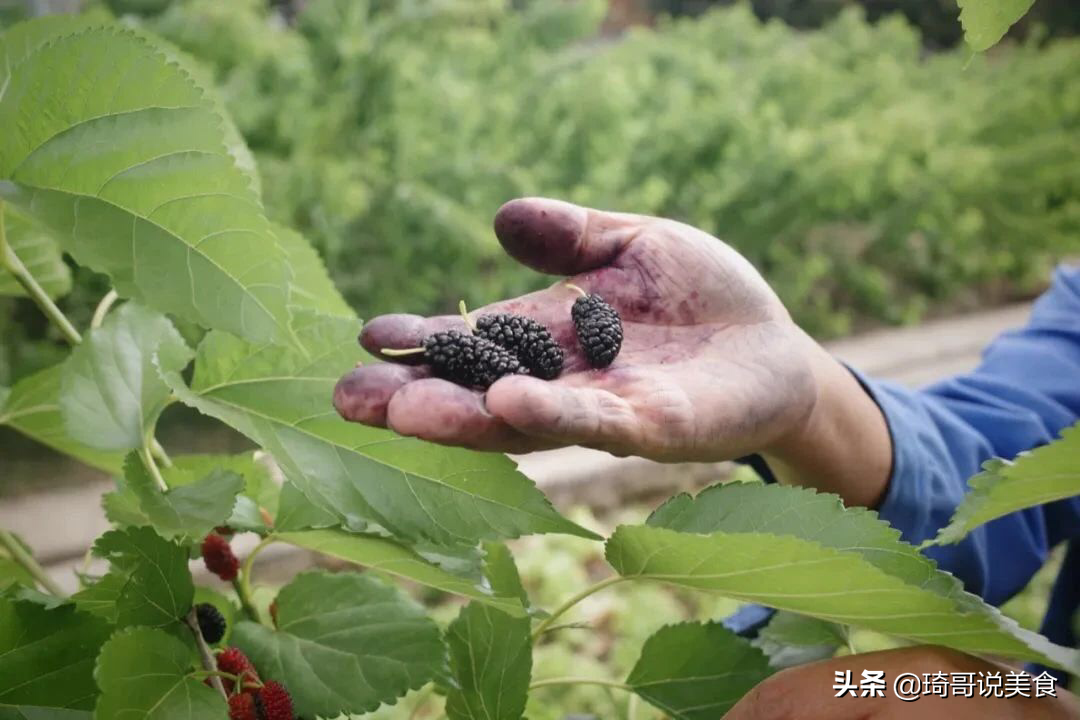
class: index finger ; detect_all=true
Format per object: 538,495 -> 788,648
358,286 -> 585,367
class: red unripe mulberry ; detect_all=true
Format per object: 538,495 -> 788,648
216,647 -> 259,693
228,692 -> 257,720
201,532 -> 239,581
254,680 -> 294,720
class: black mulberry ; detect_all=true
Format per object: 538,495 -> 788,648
571,293 -> 623,368
195,602 -> 227,644
475,313 -> 564,380
423,330 -> 527,389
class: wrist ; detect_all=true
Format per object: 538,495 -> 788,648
762,333 -> 892,508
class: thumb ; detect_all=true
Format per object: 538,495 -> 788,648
493,197 -> 642,276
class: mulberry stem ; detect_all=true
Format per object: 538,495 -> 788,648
139,443 -> 169,493
0,529 -> 64,596
185,607 -> 227,700
458,299 -> 477,333
234,535 -> 274,628
90,289 -> 119,329
564,282 -> 588,298
529,676 -> 631,692
0,201 -> 83,345
531,575 -> 628,642
381,346 -> 426,356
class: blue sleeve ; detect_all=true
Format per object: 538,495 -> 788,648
859,265 -> 1080,605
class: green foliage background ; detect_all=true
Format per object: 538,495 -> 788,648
1,0 -> 1078,384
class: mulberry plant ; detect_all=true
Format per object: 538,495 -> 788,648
0,13 -> 1076,720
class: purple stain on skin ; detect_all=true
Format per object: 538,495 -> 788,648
495,202 -> 583,272
386,379 -> 497,443
334,364 -> 417,425
494,199 -> 620,274
359,314 -> 460,361
676,299 -> 694,322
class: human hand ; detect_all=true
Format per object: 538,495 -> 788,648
334,198 -> 891,505
726,645 -> 1079,720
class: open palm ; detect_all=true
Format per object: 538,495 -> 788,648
335,197 -> 819,461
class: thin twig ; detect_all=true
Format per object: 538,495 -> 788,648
185,607 -> 227,699
232,577 -> 264,627
0,529 -> 65,596
532,575 -> 627,643
242,535 -> 276,586
90,289 -> 119,329
189,669 -> 242,685
529,676 -> 631,692
234,536 -> 274,627
139,443 -> 169,493
0,201 -> 82,345
150,437 -> 173,468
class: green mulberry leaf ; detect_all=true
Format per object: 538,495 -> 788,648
0,365 -> 124,474
93,627 -> 226,720
0,707 -> 91,719
957,0 -> 1036,51
648,482 -> 961,599
0,21 -> 294,347
930,423 -> 1080,546
90,526 -> 193,628
0,597 -> 111,711
71,572 -> 127,625
276,530 -> 525,617
273,224 -> 353,318
754,611 -> 847,669
608,483 -> 1080,672
232,569 -> 444,718
445,546 -> 531,720
60,303 -> 192,452
0,206 -> 70,299
105,452 -> 275,535
626,622 -> 773,720
119,452 -> 244,541
481,543 -> 528,604
274,481 -> 338,531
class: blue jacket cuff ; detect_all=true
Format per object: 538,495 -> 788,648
842,365 -> 939,544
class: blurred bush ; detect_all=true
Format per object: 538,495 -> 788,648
2,0 -> 1078,381
650,0 -> 1080,49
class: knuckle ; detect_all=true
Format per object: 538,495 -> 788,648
592,391 -> 639,440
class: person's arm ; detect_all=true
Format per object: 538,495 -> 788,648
336,196 -> 897,508
728,269 -> 1080,645
725,645 -> 1080,720
846,268 -> 1080,604
335,198 -> 1079,603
